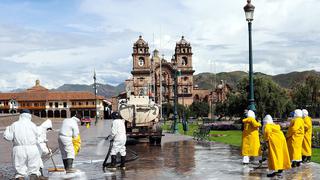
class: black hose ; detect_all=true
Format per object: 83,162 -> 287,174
102,139 -> 139,171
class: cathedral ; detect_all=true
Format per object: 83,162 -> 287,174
126,35 -> 195,106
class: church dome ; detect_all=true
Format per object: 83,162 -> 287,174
177,36 -> 189,45
134,35 -> 148,46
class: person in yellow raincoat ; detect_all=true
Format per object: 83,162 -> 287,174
242,110 -> 261,164
302,109 -> 312,163
286,109 -> 304,167
262,115 -> 291,177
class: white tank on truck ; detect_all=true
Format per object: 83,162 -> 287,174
118,95 -> 163,145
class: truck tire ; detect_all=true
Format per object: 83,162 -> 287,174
149,136 -> 155,146
155,137 -> 162,146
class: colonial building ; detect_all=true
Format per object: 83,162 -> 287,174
128,35 -> 195,106
0,80 -> 105,118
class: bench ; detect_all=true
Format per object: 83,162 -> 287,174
193,125 -> 211,141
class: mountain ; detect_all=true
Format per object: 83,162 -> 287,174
272,70 -> 320,88
194,70 -> 320,89
55,83 -> 125,98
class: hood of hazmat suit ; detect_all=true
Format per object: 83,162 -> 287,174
262,114 -> 273,134
3,112 -> 41,178
302,109 -> 312,156
263,121 -> 291,171
247,110 -> 256,119
242,111 -> 261,157
287,109 -> 304,161
302,109 -> 308,118
294,109 -> 303,118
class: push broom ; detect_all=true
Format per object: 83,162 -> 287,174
46,143 -> 65,173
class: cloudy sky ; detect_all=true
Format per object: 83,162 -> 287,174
0,0 -> 319,91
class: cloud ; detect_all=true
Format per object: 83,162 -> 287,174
0,0 -> 320,91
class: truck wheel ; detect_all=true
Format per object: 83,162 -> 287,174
149,136 -> 155,146
155,137 -> 162,146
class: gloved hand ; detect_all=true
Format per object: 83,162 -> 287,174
48,148 -> 52,156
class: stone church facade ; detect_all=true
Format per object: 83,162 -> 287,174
127,35 -> 194,106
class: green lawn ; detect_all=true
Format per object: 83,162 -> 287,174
209,130 -> 242,147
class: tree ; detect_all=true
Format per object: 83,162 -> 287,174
216,76 -> 292,120
292,75 -> 320,117
189,101 -> 210,118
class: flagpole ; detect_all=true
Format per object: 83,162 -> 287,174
94,69 -> 98,125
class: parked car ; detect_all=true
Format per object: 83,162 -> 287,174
81,116 -> 91,126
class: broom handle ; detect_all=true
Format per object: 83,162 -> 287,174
46,142 -> 57,170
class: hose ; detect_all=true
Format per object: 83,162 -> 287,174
102,138 -> 139,172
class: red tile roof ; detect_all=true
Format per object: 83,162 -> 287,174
0,84 -> 105,101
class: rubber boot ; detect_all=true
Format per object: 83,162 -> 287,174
302,155 -> 307,163
29,174 -> 38,180
63,159 -> 68,170
297,161 -> 301,167
66,158 -> 76,173
267,171 -> 276,177
307,156 -> 311,163
15,177 -> 24,180
39,168 -> 43,176
276,170 -> 283,176
291,161 -> 297,168
109,155 -> 117,170
120,156 -> 126,170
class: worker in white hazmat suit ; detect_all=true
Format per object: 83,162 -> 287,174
109,112 -> 127,170
58,112 -> 82,173
37,119 -> 53,175
3,109 -> 41,179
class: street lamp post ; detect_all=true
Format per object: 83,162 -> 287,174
172,63 -> 179,134
94,70 -> 98,125
244,0 -> 256,111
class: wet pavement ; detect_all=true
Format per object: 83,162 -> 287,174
1,119 -> 320,179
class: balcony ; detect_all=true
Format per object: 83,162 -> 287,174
70,105 -> 96,109
19,105 -> 46,110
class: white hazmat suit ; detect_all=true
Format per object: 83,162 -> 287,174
110,119 -> 127,156
3,113 -> 41,178
58,116 -> 80,160
37,119 -> 52,169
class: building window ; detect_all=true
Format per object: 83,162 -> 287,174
92,101 -> 95,105
183,87 -> 188,93
49,102 -> 53,107
79,102 -> 82,106
138,57 -> 145,66
139,48 -> 143,53
63,102 -> 67,108
182,57 -> 188,66
34,103 -> 38,107
55,102 -> 58,108
86,102 -> 89,105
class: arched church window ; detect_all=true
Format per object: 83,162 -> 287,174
182,57 -> 188,66
138,57 -> 145,66
139,48 -> 143,53
182,49 -> 186,53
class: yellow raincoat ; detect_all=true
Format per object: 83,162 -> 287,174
242,117 -> 261,156
263,124 -> 291,170
287,117 -> 304,161
302,116 -> 312,156
72,134 -> 81,156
